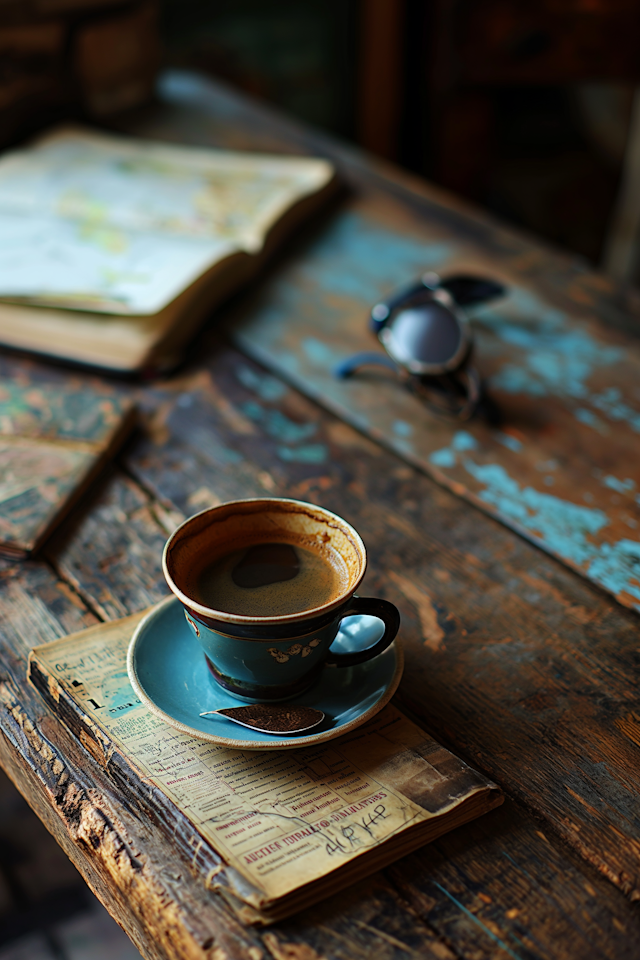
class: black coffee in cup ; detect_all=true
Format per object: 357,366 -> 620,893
193,538 -> 349,617
163,498 -> 400,701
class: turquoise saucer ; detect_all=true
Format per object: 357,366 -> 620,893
127,596 -> 403,750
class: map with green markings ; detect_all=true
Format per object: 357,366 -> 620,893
0,128 -> 333,315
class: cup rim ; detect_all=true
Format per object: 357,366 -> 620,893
162,497 -> 367,626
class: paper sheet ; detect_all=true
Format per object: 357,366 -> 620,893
33,615 -> 434,903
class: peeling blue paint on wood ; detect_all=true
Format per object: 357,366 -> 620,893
235,363 -> 287,401
295,211 -> 453,302
233,198 -> 640,613
480,317 -> 622,399
475,286 -> 623,404
212,443 -> 243,465
488,364 -> 549,396
393,420 -> 413,437
302,337 -> 344,368
590,388 -> 640,433
430,431 -> 477,466
574,408 -> 608,433
451,431 -> 478,451
424,431 -> 640,605
495,432 -> 523,452
232,389 -> 327,462
466,459 -> 640,604
588,540 -> 640,603
603,476 -> 635,494
241,401 -> 318,444
276,444 -> 327,463
463,460 -> 609,566
430,447 -> 457,468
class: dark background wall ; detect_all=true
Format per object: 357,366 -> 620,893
160,0 -> 359,140
1,0 -> 635,269
159,0 -> 639,269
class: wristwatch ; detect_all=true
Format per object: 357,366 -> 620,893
336,272 -> 505,420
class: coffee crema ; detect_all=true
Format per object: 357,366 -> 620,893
193,539 -> 348,617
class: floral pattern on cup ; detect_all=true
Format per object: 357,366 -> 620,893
268,637 -> 322,664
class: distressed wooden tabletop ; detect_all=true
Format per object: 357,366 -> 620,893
1,71 -> 640,960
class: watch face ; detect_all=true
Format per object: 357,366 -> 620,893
380,300 -> 464,373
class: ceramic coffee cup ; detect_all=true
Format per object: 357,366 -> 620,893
162,498 -> 400,702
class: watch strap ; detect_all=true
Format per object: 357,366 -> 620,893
439,275 -> 505,307
370,274 -> 505,332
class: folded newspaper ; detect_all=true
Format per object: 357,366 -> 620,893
28,608 -> 502,923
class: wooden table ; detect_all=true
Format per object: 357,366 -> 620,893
1,71 -> 640,960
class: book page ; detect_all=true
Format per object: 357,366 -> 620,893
0,128 -> 333,316
31,614 -> 438,905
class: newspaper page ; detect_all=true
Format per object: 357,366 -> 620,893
30,613 -> 436,905
0,128 -> 333,315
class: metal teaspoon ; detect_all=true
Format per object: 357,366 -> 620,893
199,703 -> 325,735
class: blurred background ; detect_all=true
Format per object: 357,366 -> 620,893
161,0 -> 639,274
1,0 -> 640,282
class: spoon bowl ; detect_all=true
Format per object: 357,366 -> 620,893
200,703 -> 325,735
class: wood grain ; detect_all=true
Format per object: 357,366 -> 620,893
1,547 -> 639,959
0,72 -> 639,960
107,74 -> 640,608
0,342 -> 634,957
112,71 -> 640,612
121,344 -> 640,908
47,468 -> 169,620
0,367 -> 134,557
231,189 -> 640,614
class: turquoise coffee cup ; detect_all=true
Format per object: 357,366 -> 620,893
162,498 -> 400,702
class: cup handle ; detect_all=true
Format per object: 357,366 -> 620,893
325,597 -> 400,668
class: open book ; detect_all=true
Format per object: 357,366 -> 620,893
0,127 -> 336,374
28,608 -> 502,924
